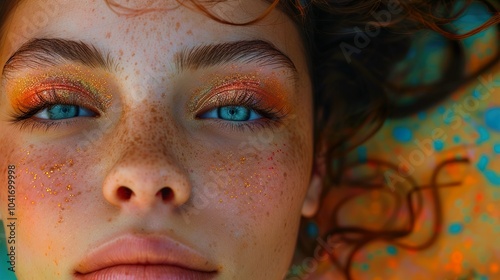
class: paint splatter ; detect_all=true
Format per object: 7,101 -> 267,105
485,107 -> 500,132
386,246 -> 398,256
494,144 -> 500,154
392,127 -> 413,143
418,112 -> 426,120
434,140 -> 444,151
448,223 -> 463,235
475,155 -> 500,186
358,146 -> 368,163
476,126 -> 490,145
484,170 -> 500,186
477,155 -> 489,171
306,222 -> 319,238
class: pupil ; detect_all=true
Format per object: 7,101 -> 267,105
218,106 -> 250,121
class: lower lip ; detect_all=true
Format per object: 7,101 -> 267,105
74,265 -> 217,280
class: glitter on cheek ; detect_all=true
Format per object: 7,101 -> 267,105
16,150 -> 80,224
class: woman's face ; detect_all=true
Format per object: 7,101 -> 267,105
0,0 -> 315,279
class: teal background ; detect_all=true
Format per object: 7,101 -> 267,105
0,222 -> 18,280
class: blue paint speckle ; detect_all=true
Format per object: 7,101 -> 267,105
386,246 -> 398,256
358,146 -> 368,163
475,155 -> 500,186
433,140 -> 444,151
360,263 -> 369,271
473,89 -> 483,99
306,222 -> 319,238
438,106 -> 446,114
494,144 -> 500,154
485,107 -> 500,132
484,170 -> 500,186
477,155 -> 489,171
476,126 -> 490,145
392,127 -> 413,143
453,136 -> 461,144
418,112 -> 426,120
448,223 -> 463,235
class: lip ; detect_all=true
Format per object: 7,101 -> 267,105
74,234 -> 218,280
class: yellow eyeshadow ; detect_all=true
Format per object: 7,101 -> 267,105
8,64 -> 113,109
188,72 -> 290,114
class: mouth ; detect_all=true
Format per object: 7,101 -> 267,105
74,234 -> 218,280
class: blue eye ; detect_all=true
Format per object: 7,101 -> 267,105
200,105 -> 263,121
34,104 -> 96,120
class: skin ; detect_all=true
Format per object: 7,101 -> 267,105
0,0 -> 322,279
313,3 -> 500,279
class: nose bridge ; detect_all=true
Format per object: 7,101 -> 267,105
102,111 -> 192,209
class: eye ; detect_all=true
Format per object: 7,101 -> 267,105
34,104 -> 96,120
199,105 -> 263,122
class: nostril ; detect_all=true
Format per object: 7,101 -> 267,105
159,187 -> 174,201
117,186 -> 133,201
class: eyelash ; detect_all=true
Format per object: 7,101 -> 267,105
9,85 -> 288,133
9,86 -> 100,132
196,89 -> 288,132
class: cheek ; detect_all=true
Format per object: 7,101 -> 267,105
198,127 -> 313,242
1,143 -> 100,250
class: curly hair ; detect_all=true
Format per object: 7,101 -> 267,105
287,1 -> 499,279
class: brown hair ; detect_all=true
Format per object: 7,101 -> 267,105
1,0 -> 499,279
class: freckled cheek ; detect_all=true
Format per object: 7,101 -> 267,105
5,147 -> 100,229
212,139 -> 310,219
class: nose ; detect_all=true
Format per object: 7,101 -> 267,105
102,148 -> 192,210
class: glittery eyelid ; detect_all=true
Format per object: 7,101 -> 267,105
8,83 -> 106,131
194,85 -> 289,122
190,79 -> 262,113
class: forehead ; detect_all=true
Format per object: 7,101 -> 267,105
0,0 -> 307,82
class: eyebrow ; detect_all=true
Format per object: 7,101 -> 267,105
2,39 -> 298,80
2,38 -> 115,78
174,40 -> 298,76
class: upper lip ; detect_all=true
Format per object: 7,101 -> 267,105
74,233 -> 218,275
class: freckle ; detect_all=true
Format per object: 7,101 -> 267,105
106,32 -> 111,38
175,22 -> 180,32
186,30 -> 193,35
